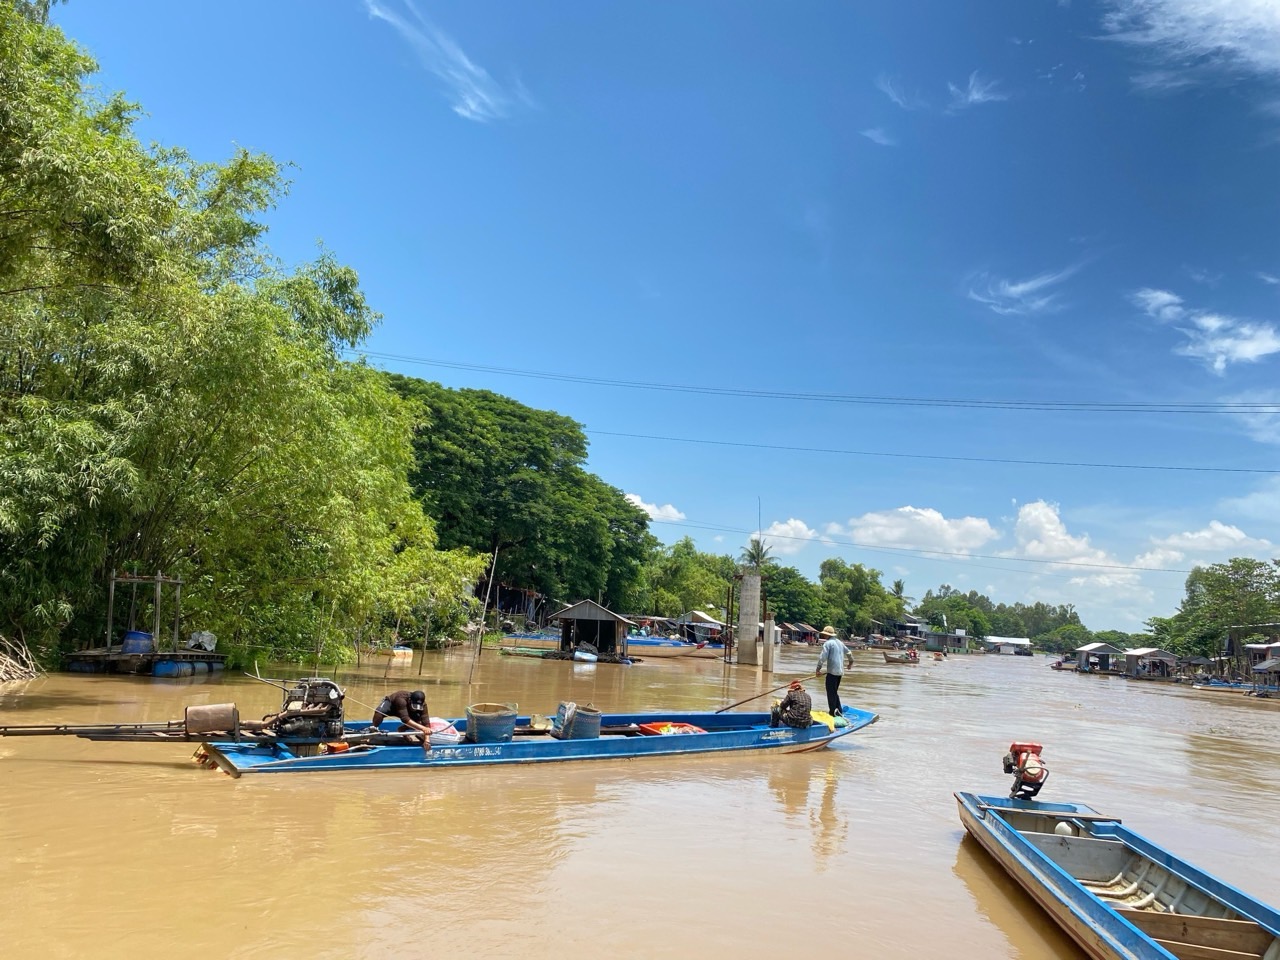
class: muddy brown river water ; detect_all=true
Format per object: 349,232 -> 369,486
1,646 -> 1277,959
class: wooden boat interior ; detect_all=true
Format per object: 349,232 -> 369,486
994,808 -> 1280,960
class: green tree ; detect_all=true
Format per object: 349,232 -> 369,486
739,536 -> 773,572
0,11 -> 484,662
764,565 -> 829,627
387,375 -> 650,610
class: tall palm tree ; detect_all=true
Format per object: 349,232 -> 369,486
739,536 -> 773,572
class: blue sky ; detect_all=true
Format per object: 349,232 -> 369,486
56,1 -> 1280,630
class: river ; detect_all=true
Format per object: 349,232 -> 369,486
1,646 -> 1277,959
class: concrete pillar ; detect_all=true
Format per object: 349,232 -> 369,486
737,574 -> 760,666
762,618 -> 775,673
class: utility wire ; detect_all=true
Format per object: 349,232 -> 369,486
441,488 -> 1192,576
353,349 -> 1280,414
588,429 -> 1280,475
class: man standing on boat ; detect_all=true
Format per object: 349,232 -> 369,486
815,627 -> 849,717
372,690 -> 433,748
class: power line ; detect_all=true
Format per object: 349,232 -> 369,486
353,349 -> 1280,415
588,429 -> 1280,475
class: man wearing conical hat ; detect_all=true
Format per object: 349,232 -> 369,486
816,627 -> 849,717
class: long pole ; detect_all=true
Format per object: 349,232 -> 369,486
469,544 -> 501,685
715,677 -> 806,714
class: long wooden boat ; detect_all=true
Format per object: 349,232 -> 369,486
200,707 -> 879,777
955,791 -> 1280,960
883,651 -> 918,664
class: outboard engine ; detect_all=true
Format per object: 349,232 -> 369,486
1002,741 -> 1048,799
272,678 -> 346,741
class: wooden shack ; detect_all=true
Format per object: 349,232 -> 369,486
550,600 -> 633,655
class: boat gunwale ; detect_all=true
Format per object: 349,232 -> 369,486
205,709 -> 879,776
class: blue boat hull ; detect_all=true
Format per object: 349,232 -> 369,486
955,792 -> 1280,960
203,708 -> 878,777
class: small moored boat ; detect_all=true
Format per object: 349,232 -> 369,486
622,637 -> 697,658
955,790 -> 1280,960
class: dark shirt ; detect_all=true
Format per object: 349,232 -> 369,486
382,691 -> 427,725
777,687 -> 812,728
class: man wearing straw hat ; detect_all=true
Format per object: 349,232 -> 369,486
816,627 -> 849,717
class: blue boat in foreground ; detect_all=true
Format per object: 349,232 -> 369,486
200,707 -> 878,777
955,791 -> 1280,960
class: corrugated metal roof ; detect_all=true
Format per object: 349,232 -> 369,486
1076,642 -> 1124,655
550,599 -> 635,626
1126,647 -> 1177,660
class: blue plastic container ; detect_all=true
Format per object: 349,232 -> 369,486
554,701 -> 602,740
152,660 -> 193,678
121,630 -> 154,654
464,703 -> 518,744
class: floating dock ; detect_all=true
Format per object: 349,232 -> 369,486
66,647 -> 226,677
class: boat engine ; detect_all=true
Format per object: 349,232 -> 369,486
270,678 -> 346,741
1002,741 -> 1048,799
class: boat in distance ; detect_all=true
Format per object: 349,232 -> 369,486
201,707 -> 879,777
955,791 -> 1280,960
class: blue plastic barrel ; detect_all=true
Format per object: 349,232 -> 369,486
152,660 -> 193,678
464,703 -> 517,743
121,630 -> 154,654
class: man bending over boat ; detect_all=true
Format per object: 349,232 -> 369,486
372,690 -> 433,748
815,628 -> 849,717
771,680 -> 813,729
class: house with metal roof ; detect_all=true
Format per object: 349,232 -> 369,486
1075,641 -> 1125,673
1124,646 -> 1178,679
550,600 -> 634,655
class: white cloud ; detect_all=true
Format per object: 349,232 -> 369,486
969,265 -> 1078,316
1258,272 -> 1280,285
1151,520 -> 1272,558
1102,0 -> 1280,81
1009,501 -> 1147,592
1131,287 -> 1185,320
947,71 -> 1008,109
875,74 -> 926,110
860,127 -> 897,147
841,506 -> 998,554
1013,501 -> 1111,564
1135,520 -> 1273,567
757,519 -> 819,556
1219,389 -> 1280,444
364,0 -> 530,122
1221,477 -> 1280,521
1131,287 -> 1280,373
624,494 -> 685,522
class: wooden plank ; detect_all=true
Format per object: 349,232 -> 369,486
1152,938 -> 1264,960
978,804 -> 1121,823
1118,909 -> 1273,956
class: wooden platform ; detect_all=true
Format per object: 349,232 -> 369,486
66,647 -> 227,677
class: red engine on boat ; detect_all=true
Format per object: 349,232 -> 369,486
1002,741 -> 1048,800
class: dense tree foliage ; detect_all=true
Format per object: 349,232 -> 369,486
1147,558 -> 1280,658
387,376 -> 651,611
0,9 -> 484,663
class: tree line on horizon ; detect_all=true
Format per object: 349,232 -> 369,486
3,6 -> 1276,668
